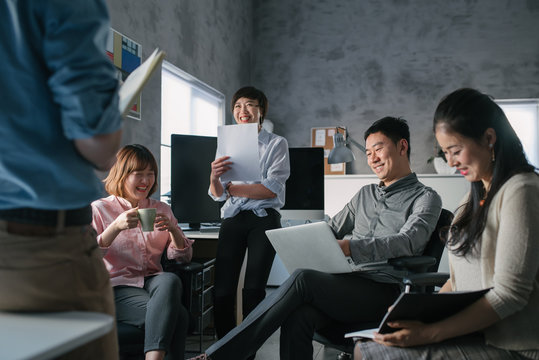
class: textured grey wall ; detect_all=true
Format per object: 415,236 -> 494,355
106,0 -> 254,140
105,0 -> 252,194
105,0 -> 539,176
252,0 -> 539,174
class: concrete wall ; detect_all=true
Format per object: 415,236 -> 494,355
252,0 -> 539,174
105,0 -> 539,176
105,0 -> 253,194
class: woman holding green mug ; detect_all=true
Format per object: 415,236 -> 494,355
92,144 -> 193,360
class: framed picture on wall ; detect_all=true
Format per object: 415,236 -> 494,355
106,28 -> 142,120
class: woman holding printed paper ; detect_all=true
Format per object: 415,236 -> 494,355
355,88 -> 539,359
92,144 -> 193,360
209,86 -> 290,341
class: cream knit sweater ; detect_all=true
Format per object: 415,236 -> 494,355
449,172 -> 539,351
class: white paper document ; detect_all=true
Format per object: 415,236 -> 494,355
217,123 -> 261,182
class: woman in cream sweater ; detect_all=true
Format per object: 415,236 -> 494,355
355,88 -> 539,359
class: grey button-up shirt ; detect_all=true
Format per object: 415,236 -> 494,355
328,173 -> 442,264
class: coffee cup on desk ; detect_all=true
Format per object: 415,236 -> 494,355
137,208 -> 156,232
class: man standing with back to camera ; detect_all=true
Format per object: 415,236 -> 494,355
190,116 -> 442,360
0,1 -> 122,359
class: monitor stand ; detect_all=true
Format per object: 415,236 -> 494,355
180,223 -> 201,232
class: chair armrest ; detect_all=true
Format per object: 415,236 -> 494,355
403,272 -> 449,288
388,256 -> 436,271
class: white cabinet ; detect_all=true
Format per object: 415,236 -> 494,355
324,174 -> 468,217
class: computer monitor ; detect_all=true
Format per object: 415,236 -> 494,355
280,147 -> 325,221
171,134 -> 221,230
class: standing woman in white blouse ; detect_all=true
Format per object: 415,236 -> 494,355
208,86 -> 290,345
355,88 -> 539,360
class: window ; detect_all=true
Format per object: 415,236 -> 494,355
496,99 -> 539,168
161,61 -> 225,201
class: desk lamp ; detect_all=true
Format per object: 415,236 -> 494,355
327,128 -> 366,164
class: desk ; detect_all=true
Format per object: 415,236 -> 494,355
0,311 -> 113,360
184,230 -> 219,260
181,232 -> 221,339
183,230 -> 248,325
183,231 -> 219,239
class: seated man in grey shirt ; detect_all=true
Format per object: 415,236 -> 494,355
191,117 -> 442,360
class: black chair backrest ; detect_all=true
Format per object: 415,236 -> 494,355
423,208 -> 454,272
313,208 -> 454,354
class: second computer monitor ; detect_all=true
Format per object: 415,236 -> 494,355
280,147 -> 325,221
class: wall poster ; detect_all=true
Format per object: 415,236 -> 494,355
106,29 -> 142,120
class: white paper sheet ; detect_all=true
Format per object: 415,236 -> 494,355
330,163 -> 344,172
217,123 -> 261,182
315,129 -> 326,146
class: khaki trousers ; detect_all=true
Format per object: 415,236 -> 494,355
0,221 -> 118,360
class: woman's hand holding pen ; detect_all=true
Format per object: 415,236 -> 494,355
373,320 -> 438,348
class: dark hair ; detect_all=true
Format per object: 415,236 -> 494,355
104,144 -> 159,198
364,116 -> 411,159
231,86 -> 268,123
433,88 -> 535,256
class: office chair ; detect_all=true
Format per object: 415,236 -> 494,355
313,208 -> 454,360
117,321 -> 145,360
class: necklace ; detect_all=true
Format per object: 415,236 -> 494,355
479,192 -> 488,207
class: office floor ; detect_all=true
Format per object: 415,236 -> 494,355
183,287 -> 345,360
184,329 -> 344,360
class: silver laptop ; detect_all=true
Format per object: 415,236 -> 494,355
266,222 -> 364,274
